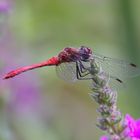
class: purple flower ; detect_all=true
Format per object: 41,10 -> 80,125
124,114 -> 140,139
0,0 -> 10,12
100,136 -> 109,140
100,114 -> 140,140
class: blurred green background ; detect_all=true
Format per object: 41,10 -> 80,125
0,0 -> 140,140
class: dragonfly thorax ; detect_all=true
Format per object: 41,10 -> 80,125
58,47 -> 79,63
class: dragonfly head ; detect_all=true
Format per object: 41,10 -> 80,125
79,46 -> 92,61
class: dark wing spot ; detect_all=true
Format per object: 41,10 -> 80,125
130,63 -> 137,67
116,78 -> 123,83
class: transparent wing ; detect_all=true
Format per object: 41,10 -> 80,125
103,71 -> 125,90
56,62 -> 77,83
93,53 -> 140,90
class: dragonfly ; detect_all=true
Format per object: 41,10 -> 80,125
3,46 -> 140,89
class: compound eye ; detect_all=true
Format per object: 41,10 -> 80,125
80,46 -> 92,53
82,54 -> 90,60
79,46 -> 86,53
79,46 -> 92,61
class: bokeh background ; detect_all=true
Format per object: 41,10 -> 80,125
0,0 -> 140,140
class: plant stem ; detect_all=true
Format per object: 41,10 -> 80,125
88,59 -> 125,139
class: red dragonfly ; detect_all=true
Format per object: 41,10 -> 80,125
3,46 -> 140,89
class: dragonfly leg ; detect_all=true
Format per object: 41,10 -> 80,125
76,61 -> 92,80
78,61 -> 87,73
76,62 -> 89,76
